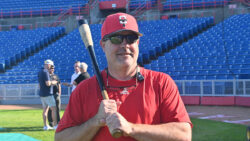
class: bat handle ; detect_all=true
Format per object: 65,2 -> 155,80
112,129 -> 123,138
101,90 -> 109,100
102,90 -> 123,138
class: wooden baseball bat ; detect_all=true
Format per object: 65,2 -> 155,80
78,19 -> 122,138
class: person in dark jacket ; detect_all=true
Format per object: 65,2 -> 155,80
73,62 -> 90,86
47,65 -> 61,127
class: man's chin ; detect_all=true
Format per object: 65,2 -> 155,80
116,61 -> 131,68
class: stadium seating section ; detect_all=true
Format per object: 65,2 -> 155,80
137,17 -> 213,64
144,14 -> 250,80
0,27 -> 65,83
0,0 -> 88,17
162,0 -> 230,11
0,0 -> 232,17
124,0 -> 230,10
0,14 -> 249,84
129,0 -> 157,9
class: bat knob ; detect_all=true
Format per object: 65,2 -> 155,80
112,129 -> 123,138
78,19 -> 88,26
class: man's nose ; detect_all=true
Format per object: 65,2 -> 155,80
120,38 -> 129,46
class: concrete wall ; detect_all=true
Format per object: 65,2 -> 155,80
0,14 -> 84,33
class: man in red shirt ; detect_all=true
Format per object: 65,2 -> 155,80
55,12 -> 192,141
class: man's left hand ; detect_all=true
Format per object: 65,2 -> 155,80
106,112 -> 133,137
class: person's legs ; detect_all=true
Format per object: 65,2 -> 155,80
40,97 -> 49,129
47,95 -> 57,128
55,94 -> 61,123
47,108 -> 53,127
42,106 -> 49,128
50,106 -> 57,127
48,94 -> 58,126
41,95 -> 56,130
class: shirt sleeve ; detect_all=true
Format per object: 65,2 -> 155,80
83,73 -> 90,80
44,70 -> 50,81
70,74 -> 75,85
160,74 -> 193,127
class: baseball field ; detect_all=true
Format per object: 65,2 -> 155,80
0,106 -> 248,141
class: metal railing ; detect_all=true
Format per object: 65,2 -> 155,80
0,4 -> 89,31
0,79 -> 249,101
176,79 -> 250,96
0,84 -> 71,100
0,4 -> 89,18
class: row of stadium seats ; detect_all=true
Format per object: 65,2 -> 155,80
129,0 -> 157,9
129,0 -> 229,10
0,0 -> 88,17
162,0 -> 229,10
0,0 -> 87,9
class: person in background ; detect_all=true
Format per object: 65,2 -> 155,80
73,62 -> 90,86
55,13 -> 192,141
47,65 -> 61,127
62,61 -> 81,92
38,59 -> 58,130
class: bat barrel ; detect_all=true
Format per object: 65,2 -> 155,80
78,19 -> 93,48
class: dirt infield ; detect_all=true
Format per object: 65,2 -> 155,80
0,105 -> 41,110
1,104 -> 249,126
186,106 -> 250,126
0,104 -> 67,110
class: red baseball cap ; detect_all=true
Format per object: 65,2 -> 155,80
101,12 -> 143,40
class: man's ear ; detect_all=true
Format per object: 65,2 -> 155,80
100,40 -> 105,49
100,40 -> 107,53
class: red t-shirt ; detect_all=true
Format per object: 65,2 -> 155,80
56,67 -> 192,141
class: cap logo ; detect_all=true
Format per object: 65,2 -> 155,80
119,15 -> 127,27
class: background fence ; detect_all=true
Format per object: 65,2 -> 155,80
0,79 -> 249,104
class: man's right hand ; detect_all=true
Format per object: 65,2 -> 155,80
62,82 -> 71,87
52,80 -> 58,85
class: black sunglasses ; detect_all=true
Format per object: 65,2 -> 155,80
103,34 -> 139,45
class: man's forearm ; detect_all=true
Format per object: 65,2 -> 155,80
129,122 -> 191,141
62,83 -> 73,87
55,116 -> 101,141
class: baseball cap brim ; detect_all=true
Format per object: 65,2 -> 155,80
103,29 -> 143,39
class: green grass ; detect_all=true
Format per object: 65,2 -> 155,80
0,109 -> 64,141
191,118 -> 247,141
0,109 -> 248,141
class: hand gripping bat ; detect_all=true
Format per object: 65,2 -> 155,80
78,19 -> 122,138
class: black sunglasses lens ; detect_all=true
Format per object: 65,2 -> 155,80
126,35 -> 138,44
110,35 -> 138,44
110,36 -> 123,44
